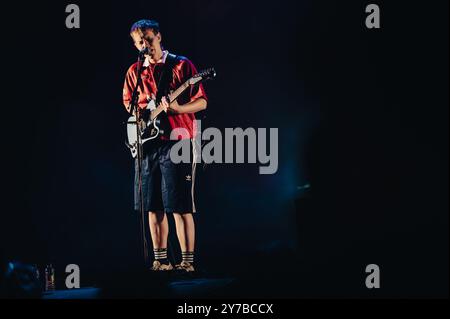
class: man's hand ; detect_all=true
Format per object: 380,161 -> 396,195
168,99 -> 182,114
161,96 -> 182,114
160,96 -> 207,115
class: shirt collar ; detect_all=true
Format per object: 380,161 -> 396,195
143,50 -> 169,67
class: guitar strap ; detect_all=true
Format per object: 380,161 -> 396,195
148,53 -> 178,139
155,53 -> 179,105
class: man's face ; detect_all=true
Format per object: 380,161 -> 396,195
131,29 -> 162,57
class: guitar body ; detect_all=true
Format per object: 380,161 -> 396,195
125,67 -> 216,158
127,100 -> 166,158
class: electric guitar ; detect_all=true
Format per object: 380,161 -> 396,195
126,68 -> 216,158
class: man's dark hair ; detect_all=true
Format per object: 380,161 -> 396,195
130,19 -> 160,35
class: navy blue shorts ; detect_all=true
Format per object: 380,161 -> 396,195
134,139 -> 198,213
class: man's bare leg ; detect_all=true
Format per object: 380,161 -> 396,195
173,213 -> 196,270
148,211 -> 172,269
149,211 -> 168,248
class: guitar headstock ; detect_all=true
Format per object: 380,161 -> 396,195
189,68 -> 217,85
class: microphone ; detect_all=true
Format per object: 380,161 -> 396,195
139,47 -> 150,57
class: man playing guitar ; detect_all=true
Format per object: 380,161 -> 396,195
122,19 -> 208,272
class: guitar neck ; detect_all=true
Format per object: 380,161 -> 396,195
151,79 -> 191,117
169,81 -> 190,103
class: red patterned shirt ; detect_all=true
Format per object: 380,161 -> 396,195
123,51 -> 207,139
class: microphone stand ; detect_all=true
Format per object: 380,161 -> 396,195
128,51 -> 149,269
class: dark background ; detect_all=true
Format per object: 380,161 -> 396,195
0,0 -> 447,297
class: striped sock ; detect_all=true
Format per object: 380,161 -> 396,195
154,248 -> 169,264
182,251 -> 194,264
